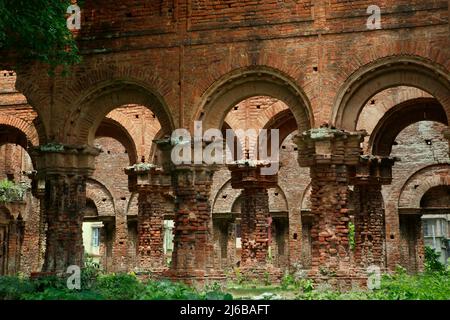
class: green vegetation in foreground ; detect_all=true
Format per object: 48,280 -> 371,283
0,269 -> 448,300
0,250 -> 448,300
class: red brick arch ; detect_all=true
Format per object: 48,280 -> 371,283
86,178 -> 116,217
263,109 -> 297,148
255,100 -> 289,129
332,55 -> 450,131
369,98 -> 448,156
212,180 -> 242,214
0,114 -> 39,147
66,79 -> 175,146
196,66 -> 314,133
95,118 -> 138,165
398,164 -> 450,209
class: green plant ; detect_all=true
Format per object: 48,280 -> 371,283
140,280 -> 201,300
82,255 -> 102,290
94,273 -> 144,300
263,271 -> 271,286
201,282 -> 233,300
298,279 -> 314,293
281,273 -> 295,290
0,179 -> 27,202
0,276 -> 34,300
0,0 -> 81,73
234,267 -> 246,285
348,221 -> 355,250
424,246 -> 445,273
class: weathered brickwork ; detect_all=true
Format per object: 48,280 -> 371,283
0,1 -> 448,286
353,185 -> 386,270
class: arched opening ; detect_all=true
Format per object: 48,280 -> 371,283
73,81 -> 173,272
332,57 -> 450,131
95,118 -> 138,165
369,98 -> 448,156
82,194 -> 116,271
212,178 -> 289,271
352,81 -> 450,273
71,81 -> 173,156
397,164 -> 450,273
198,67 -> 313,134
0,70 -> 44,275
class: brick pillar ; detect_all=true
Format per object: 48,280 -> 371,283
240,187 -> 270,266
151,138 -> 224,282
351,156 -> 396,272
136,192 -> 165,270
30,144 -> 99,274
25,172 -> 46,273
112,211 -> 128,272
309,164 -> 353,274
295,127 -> 366,284
42,174 -> 87,272
125,164 -> 171,272
353,184 -> 385,269
228,162 -> 280,279
169,165 -> 217,278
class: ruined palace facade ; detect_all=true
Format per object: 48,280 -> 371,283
0,1 -> 449,288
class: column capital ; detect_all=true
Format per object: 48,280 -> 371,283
124,163 -> 171,193
30,143 -> 100,177
351,155 -> 399,185
228,160 -> 278,189
171,163 -> 217,189
294,127 -> 367,167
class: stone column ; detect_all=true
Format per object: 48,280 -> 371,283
294,127 -> 366,284
125,163 -> 171,272
351,156 -> 396,272
228,162 -> 280,279
30,144 -> 99,274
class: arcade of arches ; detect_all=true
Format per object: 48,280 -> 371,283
0,1 -> 449,288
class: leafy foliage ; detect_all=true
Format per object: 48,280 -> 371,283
348,221 -> 355,250
296,271 -> 450,300
1,270 -> 448,300
424,246 -> 446,273
0,276 -> 33,300
140,280 -> 201,300
0,0 -> 81,72
94,273 -> 144,300
0,179 -> 27,203
81,254 -> 102,290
